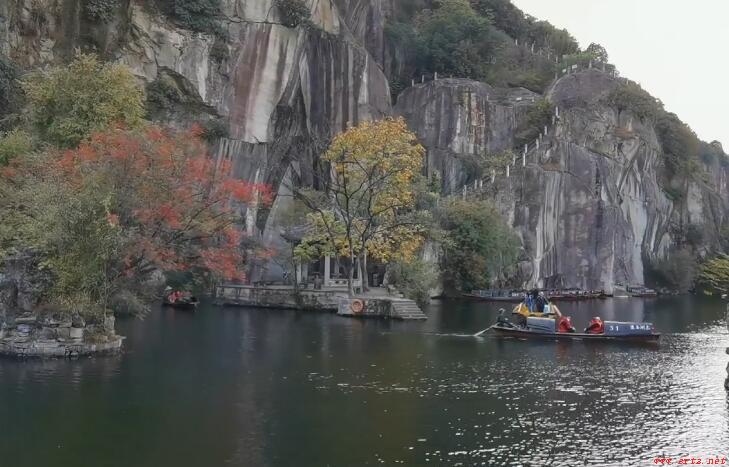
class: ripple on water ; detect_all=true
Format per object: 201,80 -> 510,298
310,327 -> 729,465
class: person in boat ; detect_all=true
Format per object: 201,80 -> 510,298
584,317 -> 604,334
535,290 -> 548,314
525,291 -> 536,312
557,316 -> 576,333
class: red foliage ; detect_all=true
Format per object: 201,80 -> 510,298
57,125 -> 274,282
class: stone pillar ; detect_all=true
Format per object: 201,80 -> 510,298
522,148 -> 526,167
434,72 -> 438,80
324,255 -> 331,287
536,139 -> 540,150
491,169 -> 496,183
411,79 -> 415,87
462,185 -> 467,200
506,165 -> 510,178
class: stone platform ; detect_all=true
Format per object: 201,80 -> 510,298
0,313 -> 123,358
0,335 -> 123,358
214,285 -> 428,320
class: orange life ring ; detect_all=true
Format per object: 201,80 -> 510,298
350,299 -> 364,314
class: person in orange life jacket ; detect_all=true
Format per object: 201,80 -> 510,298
585,317 -> 604,334
558,316 -> 576,333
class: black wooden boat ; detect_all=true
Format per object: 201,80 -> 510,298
163,293 -> 200,310
627,286 -> 658,298
462,289 -> 526,302
490,322 -> 660,342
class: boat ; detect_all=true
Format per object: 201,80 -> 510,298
482,304 -> 660,343
545,288 -> 608,301
626,286 -> 658,298
490,322 -> 660,342
462,289 -> 526,302
464,288 -> 608,302
163,291 -> 200,310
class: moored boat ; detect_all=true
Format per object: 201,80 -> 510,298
462,289 -> 525,302
163,290 -> 200,310
627,286 -> 658,298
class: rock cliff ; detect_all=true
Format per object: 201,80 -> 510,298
2,0 -> 728,290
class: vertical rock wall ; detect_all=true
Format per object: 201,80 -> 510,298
396,70 -> 729,291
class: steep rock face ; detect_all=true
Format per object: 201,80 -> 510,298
1,0 -> 392,280
3,1 -> 729,290
399,70 -> 729,291
395,78 -> 537,193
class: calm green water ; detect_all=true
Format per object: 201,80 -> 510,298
1,297 -> 727,466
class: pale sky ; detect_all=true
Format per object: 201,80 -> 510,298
512,0 -> 729,148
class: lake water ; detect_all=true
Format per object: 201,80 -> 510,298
1,297 -> 727,466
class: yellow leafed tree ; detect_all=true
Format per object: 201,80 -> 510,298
298,117 -> 427,296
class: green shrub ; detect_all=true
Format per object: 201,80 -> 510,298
0,56 -> 23,128
604,80 -> 660,121
83,0 -> 120,22
413,0 -> 493,80
22,54 -> 145,149
0,129 -> 32,165
656,112 -> 700,174
515,99 -> 553,147
274,0 -> 311,28
201,119 -> 228,141
387,259 -> 439,307
438,198 -> 520,291
155,0 -> 226,37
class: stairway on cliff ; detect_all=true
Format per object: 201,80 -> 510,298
390,299 -> 427,320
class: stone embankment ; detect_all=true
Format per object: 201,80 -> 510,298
0,313 -> 123,358
215,285 -> 427,320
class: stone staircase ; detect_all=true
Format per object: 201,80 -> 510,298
390,299 -> 427,320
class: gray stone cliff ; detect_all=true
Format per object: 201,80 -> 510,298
2,0 -> 728,291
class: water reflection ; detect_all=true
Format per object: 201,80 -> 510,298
0,297 -> 726,466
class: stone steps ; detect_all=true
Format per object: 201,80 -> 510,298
391,300 -> 427,320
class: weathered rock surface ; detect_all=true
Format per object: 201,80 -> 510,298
2,2 -> 729,291
0,252 -> 123,357
397,70 -> 729,291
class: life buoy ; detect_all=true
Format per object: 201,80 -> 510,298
350,299 -> 364,314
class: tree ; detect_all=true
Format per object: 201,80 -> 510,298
387,258 -> 438,307
585,43 -> 609,63
698,255 -> 729,294
22,54 -> 145,149
273,0 -> 311,28
439,198 -> 520,292
414,0 -> 493,79
296,118 -> 427,296
0,129 -> 32,166
1,125 -> 271,317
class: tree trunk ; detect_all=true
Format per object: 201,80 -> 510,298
292,245 -> 299,296
347,243 -> 355,297
347,257 -> 354,297
360,250 -> 369,292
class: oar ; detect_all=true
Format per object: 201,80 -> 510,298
474,325 -> 495,337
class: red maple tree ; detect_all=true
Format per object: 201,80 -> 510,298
55,124 -> 273,283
